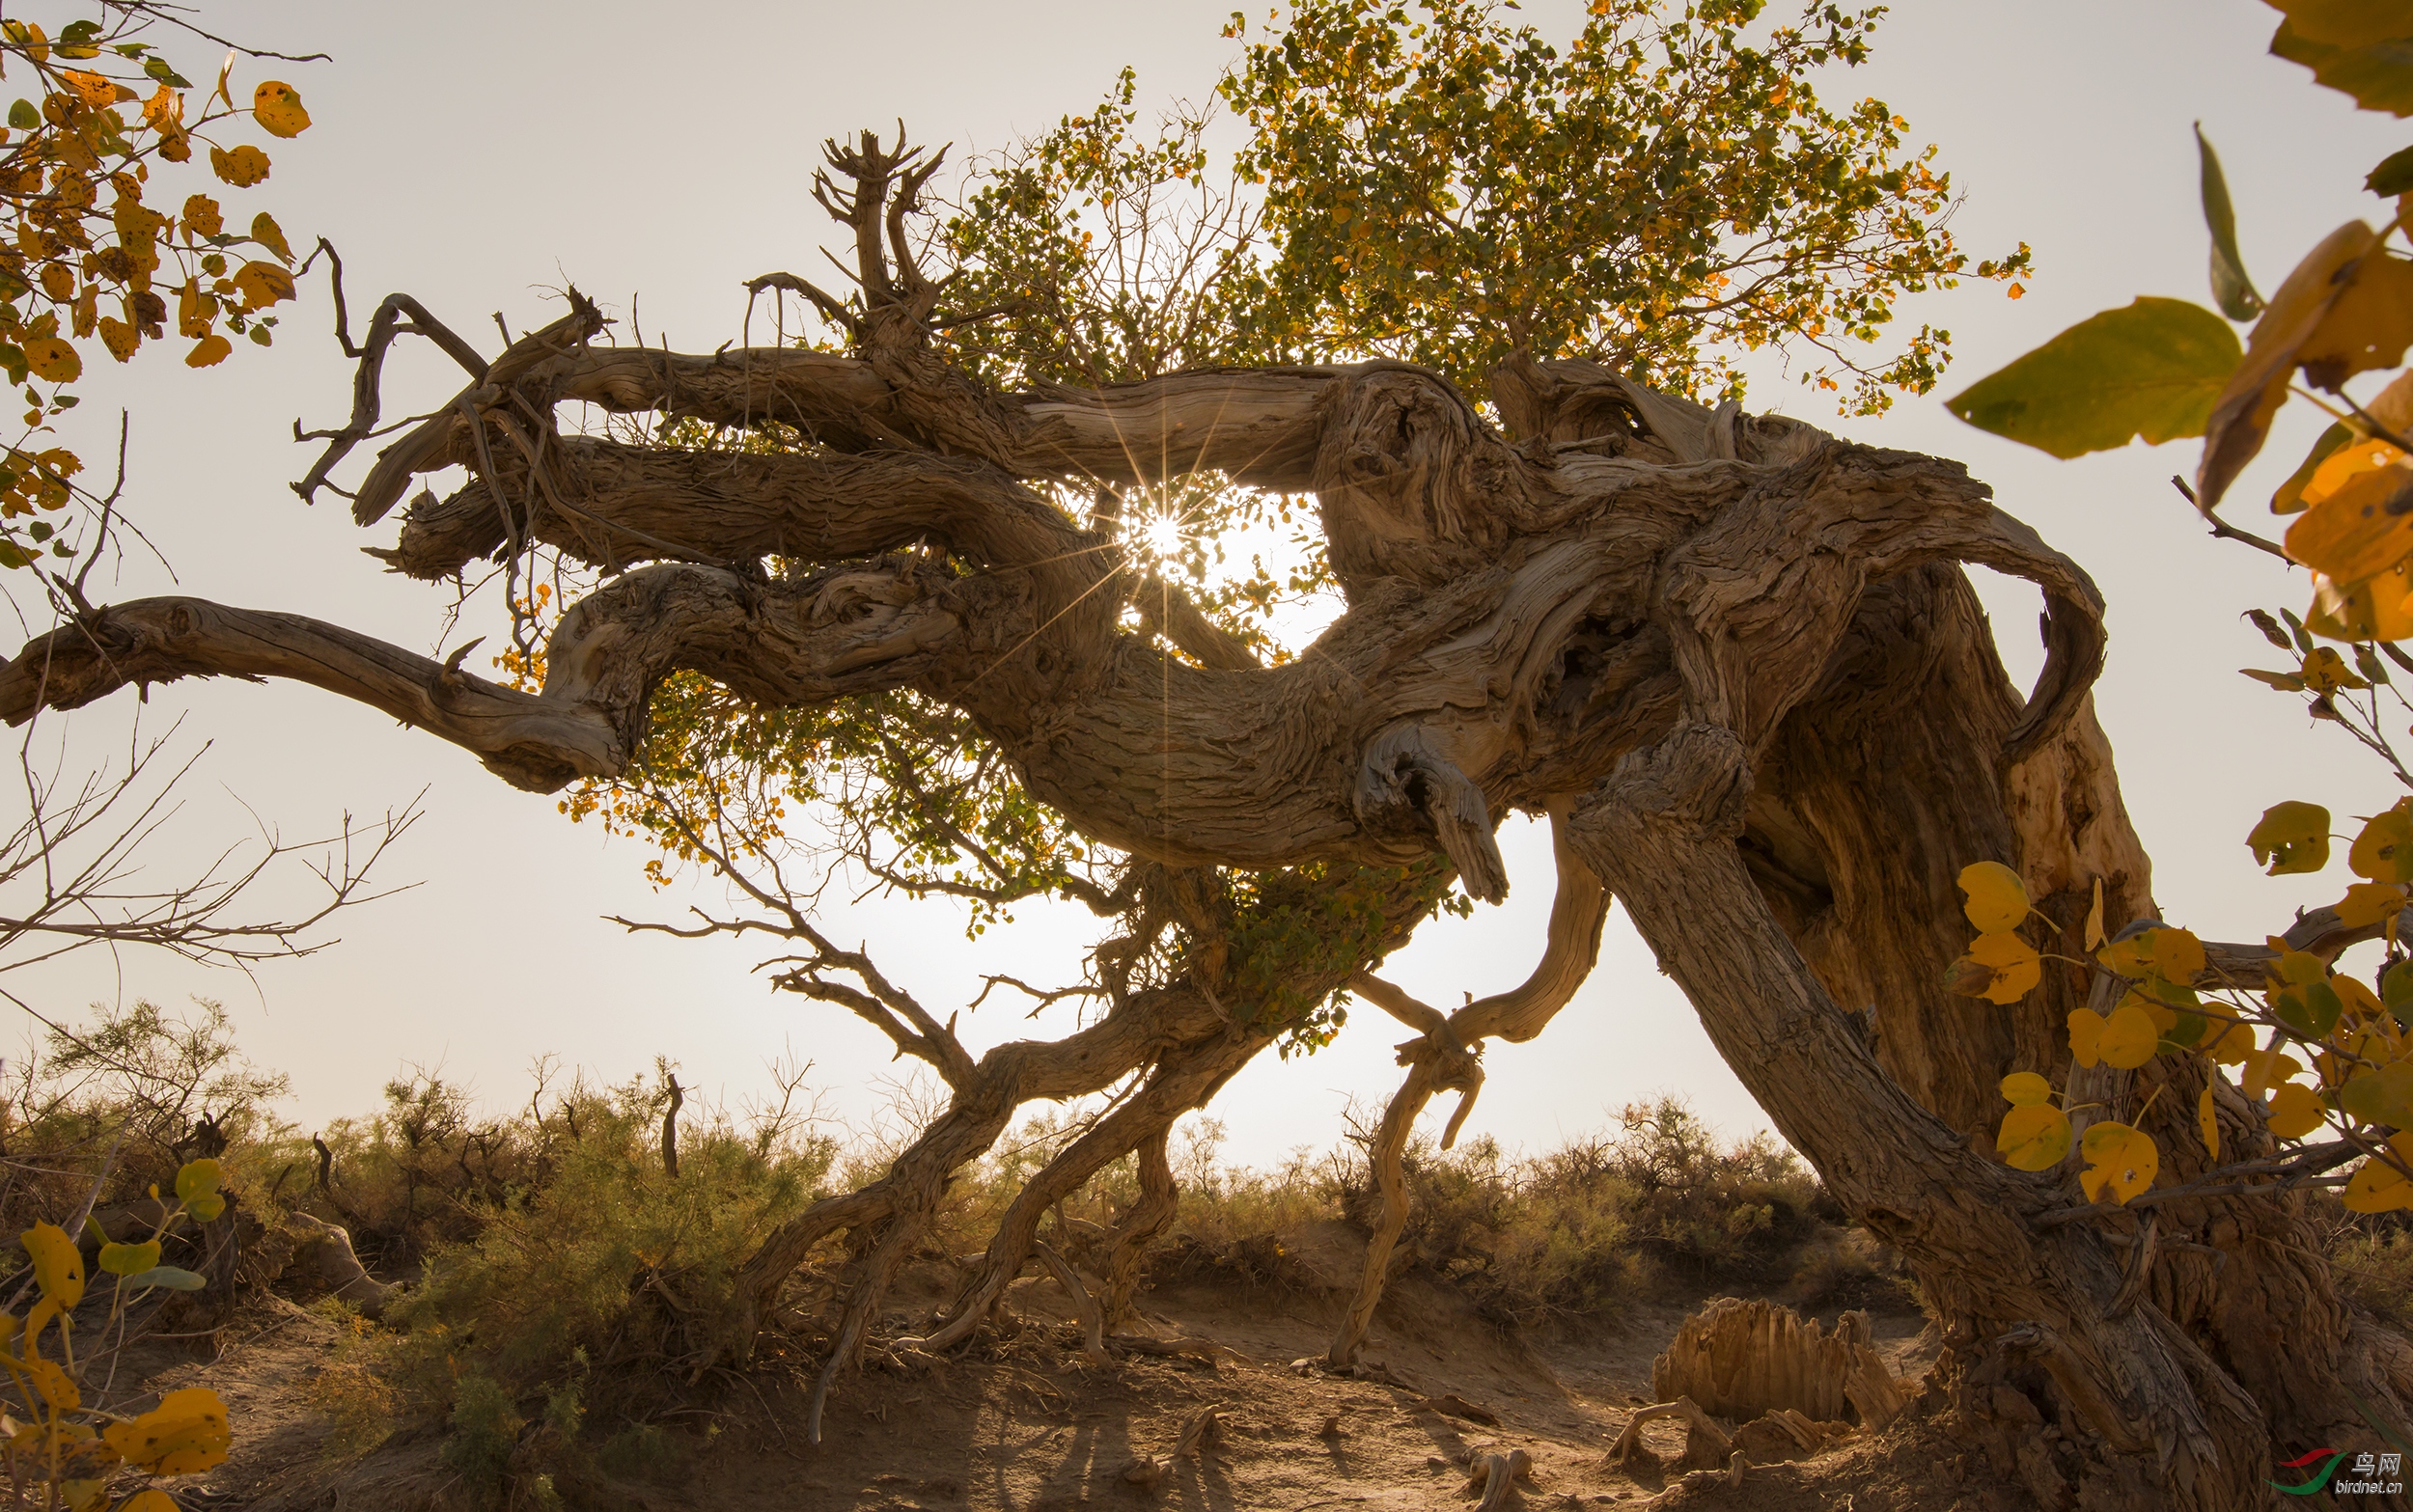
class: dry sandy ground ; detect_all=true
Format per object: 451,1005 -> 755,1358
117,1221 -> 2004,1512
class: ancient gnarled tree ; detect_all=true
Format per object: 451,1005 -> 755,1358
1,1 -> 2398,1501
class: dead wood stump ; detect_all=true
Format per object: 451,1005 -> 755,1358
1650,1297 -> 1905,1429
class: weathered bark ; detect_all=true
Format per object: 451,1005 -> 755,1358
1572,725 -> 2267,1505
4,128 -> 2388,1499
1099,1128 -> 1176,1329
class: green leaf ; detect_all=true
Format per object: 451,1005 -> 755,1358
2388,959 -> 2413,1025
2273,17 -> 2413,117
1946,297 -> 2244,459
7,100 -> 37,131
2342,1059 -> 2413,1127
2371,144 -> 2413,195
121,1266 -> 205,1292
2278,978 -> 2345,1039
2249,800 -> 2332,874
2284,605 -> 2318,654
2197,124 -> 2263,319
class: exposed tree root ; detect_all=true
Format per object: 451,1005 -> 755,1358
1458,1446 -> 1532,1510
1118,1406 -> 1223,1492
285,1213 -> 393,1319
1033,1240 -> 1108,1368
1100,1128 -> 1176,1330
1608,1395 -> 1732,1474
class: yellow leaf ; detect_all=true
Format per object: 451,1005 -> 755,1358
208,144 -> 270,189
97,1239 -> 158,1278
21,1356 -> 74,1413
2000,1071 -> 2054,1107
2346,1154 -> 2413,1211
2201,221 -> 2379,509
2266,1081 -> 2329,1138
2287,450 -> 2413,585
22,1222 -> 83,1309
2099,1002 -> 2161,1069
2084,877 -> 2106,951
2150,926 -> 2206,981
2346,1134 -> 2413,1212
177,280 -> 211,339
96,316 -> 136,364
2354,801 -> 2413,881
2124,987 -> 2179,1034
2338,881 -> 2407,928
61,70 -> 131,110
229,261 -> 293,311
1957,861 -> 2030,932
250,211 -> 292,264
2068,1007 -> 2106,1069
175,1157 -> 225,1223
2097,929 -> 2169,978
2077,1122 -> 2159,1204
2198,1085 -> 2220,1160
2282,371 -> 2413,514
180,193 -> 222,240
2301,247 -> 2413,392
2243,1043 -> 2306,1098
184,333 -> 231,369
100,1387 -> 229,1475
2205,1017 -> 2256,1064
1948,930 -> 2041,1004
252,80 -> 310,137
141,83 -> 182,132
2249,801 -> 2333,875
2338,974 -> 2389,1021
2301,646 -> 2372,694
23,337 -> 79,383
2307,561 -> 2413,642
2272,0 -> 2413,47
1997,1104 -> 2073,1170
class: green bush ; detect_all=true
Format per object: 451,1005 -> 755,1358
387,1071 -> 836,1413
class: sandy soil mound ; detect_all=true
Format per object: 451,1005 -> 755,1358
132,1221 -> 1972,1511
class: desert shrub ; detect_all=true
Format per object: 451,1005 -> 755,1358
1604,1097 -> 1822,1282
0,998 -> 293,1235
1783,1226 -> 1921,1313
303,1068 -> 553,1270
387,1072 -> 837,1411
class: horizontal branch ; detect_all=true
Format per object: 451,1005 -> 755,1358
1,559 -> 992,793
546,345 -> 1348,490
374,431 -> 1099,586
0,598 -> 624,791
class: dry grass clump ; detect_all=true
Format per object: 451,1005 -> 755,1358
2317,1197 -> 2413,1331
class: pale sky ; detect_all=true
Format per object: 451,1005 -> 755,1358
5,0 -> 2399,1168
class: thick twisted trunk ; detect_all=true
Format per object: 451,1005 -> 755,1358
1573,724 -> 2267,1508
5,134 -> 2392,1495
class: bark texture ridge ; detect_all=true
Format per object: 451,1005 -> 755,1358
1,128 -> 2393,1504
